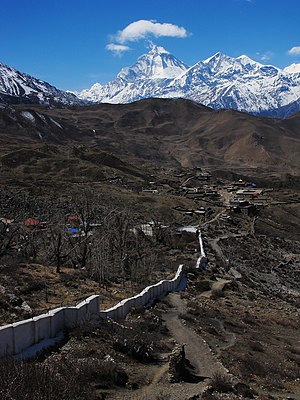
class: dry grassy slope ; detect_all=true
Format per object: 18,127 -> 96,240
0,146 -> 147,183
0,98 -> 300,174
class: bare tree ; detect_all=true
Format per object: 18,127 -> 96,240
43,222 -> 69,273
0,220 -> 20,258
66,192 -> 99,270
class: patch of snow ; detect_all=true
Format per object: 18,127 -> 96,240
49,117 -> 62,129
36,112 -> 48,124
21,111 -> 35,123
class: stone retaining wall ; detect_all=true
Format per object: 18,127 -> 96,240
0,265 -> 186,359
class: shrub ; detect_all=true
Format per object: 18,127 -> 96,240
0,356 -> 129,400
0,358 -> 92,400
194,280 -> 211,292
211,288 -> 225,299
210,372 -> 232,393
111,314 -> 163,362
239,355 -> 266,379
113,333 -> 155,362
70,358 -> 128,387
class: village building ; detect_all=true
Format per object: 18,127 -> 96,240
235,189 -> 263,197
22,218 -> 45,231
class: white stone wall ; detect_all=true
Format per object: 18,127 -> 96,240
100,265 -> 185,320
0,265 -> 186,359
196,231 -> 208,270
0,295 -> 99,359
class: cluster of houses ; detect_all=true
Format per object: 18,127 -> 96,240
138,170 -> 271,222
227,179 -> 271,216
172,174 -> 272,218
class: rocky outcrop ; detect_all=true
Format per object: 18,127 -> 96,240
168,344 -> 187,382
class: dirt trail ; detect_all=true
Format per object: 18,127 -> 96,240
202,209 -> 226,227
122,293 -> 229,400
163,293 -> 227,379
208,232 -> 249,265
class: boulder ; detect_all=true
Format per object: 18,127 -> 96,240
168,344 -> 186,382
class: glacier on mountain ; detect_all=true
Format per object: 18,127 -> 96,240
283,63 -> 300,74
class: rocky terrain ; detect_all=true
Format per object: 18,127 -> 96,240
0,98 -> 299,399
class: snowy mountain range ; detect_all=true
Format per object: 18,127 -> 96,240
0,63 -> 81,106
1,45 -> 300,117
77,45 -> 300,118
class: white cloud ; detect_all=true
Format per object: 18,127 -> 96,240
261,51 -> 274,61
113,19 -> 189,44
105,43 -> 131,56
288,46 -> 300,56
255,51 -> 274,61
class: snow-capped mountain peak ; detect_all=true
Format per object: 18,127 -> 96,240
117,44 -> 188,82
148,44 -> 170,55
75,82 -> 103,102
76,44 -> 189,103
236,54 -> 262,66
202,51 -> 223,63
283,63 -> 300,74
76,46 -> 300,117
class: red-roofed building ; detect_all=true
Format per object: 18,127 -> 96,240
23,218 -> 41,231
66,215 -> 81,222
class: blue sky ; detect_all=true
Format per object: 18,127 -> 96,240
1,0 -> 300,91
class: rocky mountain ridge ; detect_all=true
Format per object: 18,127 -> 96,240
0,63 -> 82,106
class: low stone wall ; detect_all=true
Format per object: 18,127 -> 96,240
0,295 -> 99,359
100,264 -> 185,320
0,265 -> 186,359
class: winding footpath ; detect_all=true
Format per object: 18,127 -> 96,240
126,292 -> 229,400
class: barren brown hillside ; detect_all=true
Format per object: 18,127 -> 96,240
0,99 -> 299,180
